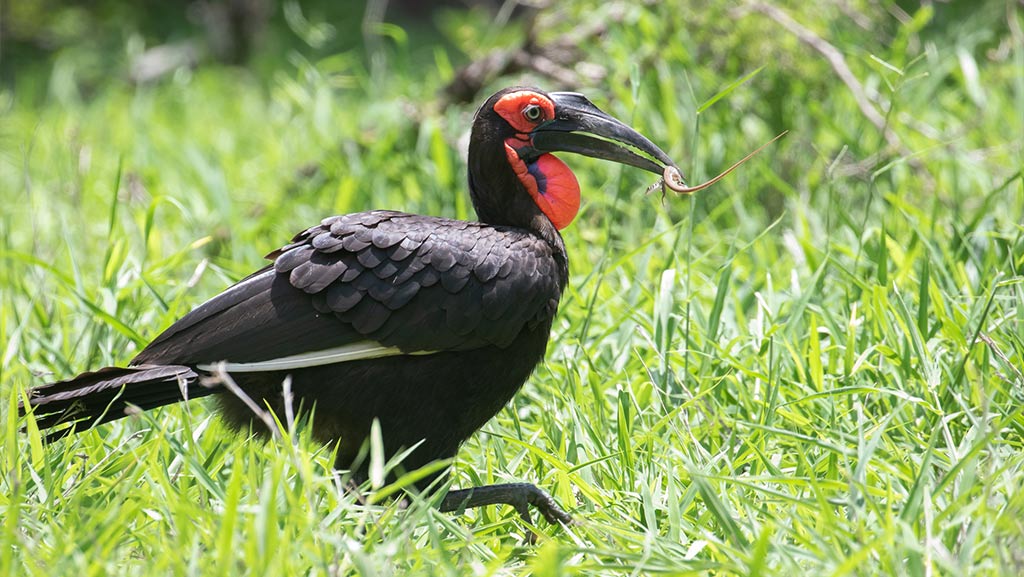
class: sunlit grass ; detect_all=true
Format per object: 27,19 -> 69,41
2,1 -> 1022,576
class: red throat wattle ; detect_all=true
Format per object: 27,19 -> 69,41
504,141 -> 580,230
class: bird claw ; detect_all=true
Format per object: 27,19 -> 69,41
440,482 -> 574,540
523,485 -> 574,526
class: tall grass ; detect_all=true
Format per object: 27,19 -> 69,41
1,1 -> 1022,575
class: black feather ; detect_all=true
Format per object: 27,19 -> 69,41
441,270 -> 470,293
274,245 -> 314,273
384,280 -> 420,310
343,235 -> 372,252
325,281 -> 362,313
311,232 -> 345,252
431,247 -> 457,272
357,246 -> 387,269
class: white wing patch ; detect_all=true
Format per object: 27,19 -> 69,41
196,342 -> 433,373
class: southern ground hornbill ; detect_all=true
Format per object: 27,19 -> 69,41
22,87 -> 680,527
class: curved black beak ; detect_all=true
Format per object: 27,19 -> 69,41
526,92 -> 677,177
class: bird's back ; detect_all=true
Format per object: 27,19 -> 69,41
133,210 -> 568,367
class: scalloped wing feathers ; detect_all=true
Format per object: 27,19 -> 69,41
132,211 -> 565,367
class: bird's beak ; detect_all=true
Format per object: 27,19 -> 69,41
526,92 -> 677,176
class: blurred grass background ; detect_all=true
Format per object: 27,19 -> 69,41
1,0 -> 1022,575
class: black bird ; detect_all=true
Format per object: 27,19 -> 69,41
22,87 -> 678,526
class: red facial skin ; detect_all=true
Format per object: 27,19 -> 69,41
493,91 -> 580,230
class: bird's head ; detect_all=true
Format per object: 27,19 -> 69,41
468,87 -> 677,231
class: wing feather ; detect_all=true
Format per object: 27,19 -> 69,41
133,210 -> 567,368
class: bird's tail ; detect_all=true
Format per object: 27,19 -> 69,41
20,364 -> 214,441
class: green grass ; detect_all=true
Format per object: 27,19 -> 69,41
2,1 -> 1023,575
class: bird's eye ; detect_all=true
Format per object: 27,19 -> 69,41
522,104 -> 543,122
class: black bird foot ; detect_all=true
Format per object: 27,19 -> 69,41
439,482 -> 574,531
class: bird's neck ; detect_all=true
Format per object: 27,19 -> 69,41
468,146 -> 541,222
467,154 -> 568,286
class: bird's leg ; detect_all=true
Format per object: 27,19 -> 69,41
439,483 -> 574,526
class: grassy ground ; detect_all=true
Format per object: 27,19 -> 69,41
2,1 -> 1022,575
